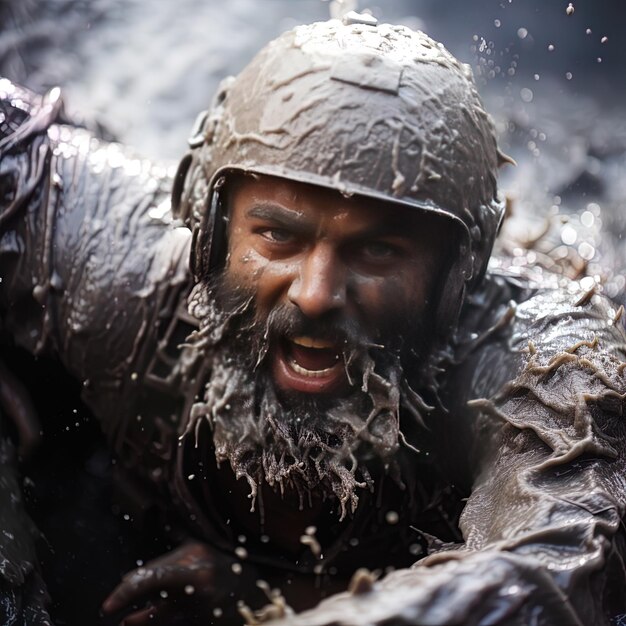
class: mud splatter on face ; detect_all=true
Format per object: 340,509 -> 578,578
183,274 -> 433,520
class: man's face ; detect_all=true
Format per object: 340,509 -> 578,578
225,174 -> 447,399
185,173 -> 453,515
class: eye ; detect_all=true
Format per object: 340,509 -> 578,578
360,241 -> 401,260
259,228 -> 294,244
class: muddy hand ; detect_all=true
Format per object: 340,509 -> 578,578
0,359 -> 42,460
102,540 -> 231,626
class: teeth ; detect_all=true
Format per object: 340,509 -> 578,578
292,336 -> 335,349
290,360 -> 336,378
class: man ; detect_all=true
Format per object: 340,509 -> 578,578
1,15 -> 625,626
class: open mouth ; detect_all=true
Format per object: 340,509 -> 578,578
272,335 -> 348,394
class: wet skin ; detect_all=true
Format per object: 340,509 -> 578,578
226,174 -> 447,398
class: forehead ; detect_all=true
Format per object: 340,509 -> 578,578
227,174 -> 444,236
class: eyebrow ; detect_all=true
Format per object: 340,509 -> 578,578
245,202 -> 315,235
245,201 -> 422,242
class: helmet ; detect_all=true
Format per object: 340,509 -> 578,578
173,17 -> 507,335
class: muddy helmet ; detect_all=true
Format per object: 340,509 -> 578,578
173,17 -> 506,335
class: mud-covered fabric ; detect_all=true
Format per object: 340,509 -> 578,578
268,283 -> 626,625
0,79 -> 191,621
0,78 -> 192,461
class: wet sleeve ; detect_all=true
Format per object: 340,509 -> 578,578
0,78 -> 191,425
453,288 -> 626,624
266,288 -> 626,626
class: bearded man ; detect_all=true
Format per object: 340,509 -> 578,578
1,15 -> 626,626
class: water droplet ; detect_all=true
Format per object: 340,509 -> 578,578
213,608 -> 223,618
578,242 -> 595,261
184,585 -> 195,595
160,590 -> 168,599
561,225 -> 577,245
601,36 -> 608,43
520,87 -> 534,103
566,72 -> 573,80
586,28 -> 592,35
566,3 -> 574,15
587,202 -> 601,216
517,27 -> 528,39
235,547 -> 248,559
232,563 -> 243,574
548,44 -> 555,52
581,211 -> 595,227
385,511 -> 399,525
494,19 -> 501,27
580,276 -> 596,290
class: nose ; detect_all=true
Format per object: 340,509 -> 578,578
287,244 -> 346,318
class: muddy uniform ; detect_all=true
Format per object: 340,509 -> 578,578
0,80 -> 193,624
2,81 -> 626,625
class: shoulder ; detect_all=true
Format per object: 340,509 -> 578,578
450,269 -> 625,401
508,276 -> 625,366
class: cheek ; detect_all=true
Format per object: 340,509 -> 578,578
350,275 -> 405,322
226,242 -> 299,313
349,269 -> 432,326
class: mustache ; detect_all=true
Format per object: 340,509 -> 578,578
209,274 -> 387,362
262,304 -> 382,366
265,305 -> 361,346
200,269 -> 431,383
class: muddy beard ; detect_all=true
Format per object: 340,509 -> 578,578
183,275 -> 434,520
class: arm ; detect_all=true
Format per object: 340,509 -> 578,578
265,286 -> 626,625
0,78 -> 195,621
0,78 -> 192,453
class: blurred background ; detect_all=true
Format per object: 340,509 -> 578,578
0,0 -> 623,154
2,0 -> 625,302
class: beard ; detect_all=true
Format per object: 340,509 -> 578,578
182,273 -> 435,520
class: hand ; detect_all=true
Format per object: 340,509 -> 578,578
0,358 -> 41,460
102,541 -> 232,626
